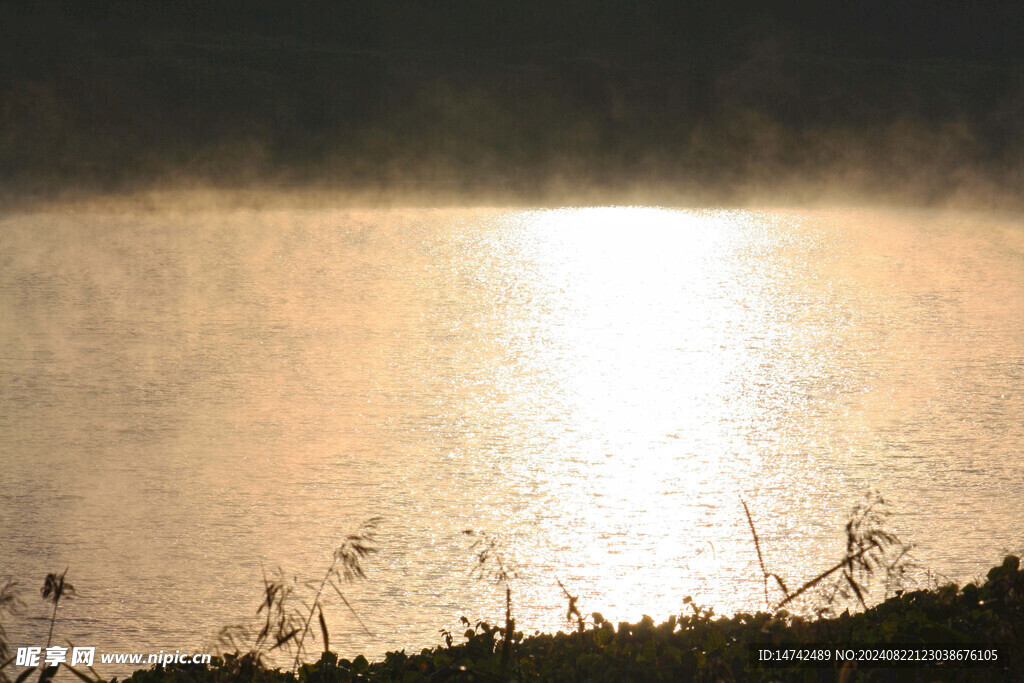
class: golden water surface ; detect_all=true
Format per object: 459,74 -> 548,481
1,206 -> 1022,674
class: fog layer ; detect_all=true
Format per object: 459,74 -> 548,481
3,1 -> 1023,208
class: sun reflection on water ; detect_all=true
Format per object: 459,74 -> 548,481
471,207 -> 780,625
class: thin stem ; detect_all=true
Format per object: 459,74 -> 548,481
292,558 -> 337,672
46,600 -> 58,649
500,585 -> 514,676
742,500 -> 771,609
775,540 -> 880,610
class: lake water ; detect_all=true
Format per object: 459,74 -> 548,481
1,204 -> 1022,675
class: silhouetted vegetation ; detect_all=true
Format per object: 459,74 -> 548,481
464,530 -> 517,679
112,556 -> 1022,681
744,493 -> 914,615
215,518 -> 383,672
3,496 -> 1023,681
2,1 -> 1023,206
0,570 -> 77,683
41,570 -> 74,651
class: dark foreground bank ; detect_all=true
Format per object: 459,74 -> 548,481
89,556 -> 1020,682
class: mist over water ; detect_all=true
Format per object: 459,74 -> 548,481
1,202 -> 1023,676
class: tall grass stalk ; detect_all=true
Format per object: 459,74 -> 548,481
464,530 -> 518,678
291,516 -> 381,672
741,500 -> 789,610
41,569 -> 74,649
742,491 -> 912,613
217,517 -> 382,671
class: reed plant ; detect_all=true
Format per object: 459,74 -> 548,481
217,517 -> 382,672
41,569 -> 74,650
742,490 -> 914,615
0,570 -> 78,683
463,529 -> 519,679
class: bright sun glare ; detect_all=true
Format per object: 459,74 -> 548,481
493,207 -> 762,619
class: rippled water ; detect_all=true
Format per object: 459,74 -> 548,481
1,205 -> 1022,675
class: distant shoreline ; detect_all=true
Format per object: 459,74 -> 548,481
4,177 -> 1024,217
